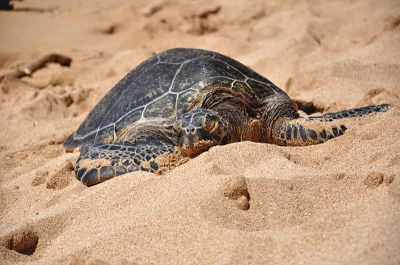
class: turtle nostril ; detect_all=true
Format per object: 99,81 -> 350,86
191,128 -> 195,133
185,128 -> 190,134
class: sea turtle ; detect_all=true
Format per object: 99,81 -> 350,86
64,48 -> 392,186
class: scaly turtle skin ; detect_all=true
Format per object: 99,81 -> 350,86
64,48 -> 393,186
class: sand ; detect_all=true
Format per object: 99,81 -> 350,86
0,0 -> 399,264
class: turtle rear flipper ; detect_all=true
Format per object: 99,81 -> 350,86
75,138 -> 174,186
271,104 -> 393,146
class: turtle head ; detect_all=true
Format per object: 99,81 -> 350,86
178,109 -> 231,157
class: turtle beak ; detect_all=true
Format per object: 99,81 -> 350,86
180,126 -> 200,156
179,125 -> 217,157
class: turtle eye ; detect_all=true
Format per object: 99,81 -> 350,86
202,119 -> 219,134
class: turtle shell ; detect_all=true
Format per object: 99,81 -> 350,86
64,48 -> 287,148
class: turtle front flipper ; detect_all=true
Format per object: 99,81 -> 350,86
270,118 -> 347,146
270,104 -> 393,146
309,104 -> 393,121
75,138 -> 175,186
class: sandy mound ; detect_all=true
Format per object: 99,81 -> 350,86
0,0 -> 399,264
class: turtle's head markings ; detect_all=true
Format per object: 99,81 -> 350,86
178,109 -> 230,157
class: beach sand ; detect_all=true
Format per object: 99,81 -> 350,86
0,0 -> 399,264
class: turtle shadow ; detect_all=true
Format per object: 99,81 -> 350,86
293,99 -> 324,115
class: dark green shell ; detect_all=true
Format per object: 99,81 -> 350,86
64,48 -> 287,148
